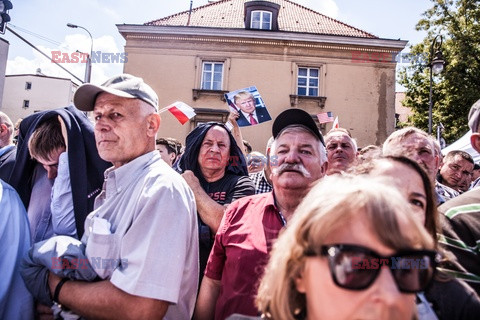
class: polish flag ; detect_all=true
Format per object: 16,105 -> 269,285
161,102 -> 196,125
332,116 -> 339,129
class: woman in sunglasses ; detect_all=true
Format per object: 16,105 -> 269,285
356,156 -> 480,319
256,175 -> 437,320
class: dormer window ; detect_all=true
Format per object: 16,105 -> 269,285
251,10 -> 272,30
244,1 -> 280,31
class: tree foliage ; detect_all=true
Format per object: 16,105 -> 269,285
398,0 -> 480,143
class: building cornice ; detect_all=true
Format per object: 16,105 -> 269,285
6,74 -> 78,85
117,24 -> 408,52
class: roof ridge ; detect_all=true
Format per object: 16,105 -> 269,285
5,73 -> 76,81
282,0 -> 377,38
143,0 -> 378,38
145,0 -> 232,25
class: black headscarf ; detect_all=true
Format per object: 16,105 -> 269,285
178,122 -> 248,178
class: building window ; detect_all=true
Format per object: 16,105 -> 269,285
23,100 -> 30,109
251,11 -> 272,30
244,1 -> 279,31
201,62 -> 223,90
25,82 -> 32,90
291,63 -> 326,108
192,108 -> 229,128
297,67 -> 319,96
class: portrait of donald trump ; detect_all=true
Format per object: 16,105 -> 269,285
225,87 -> 272,127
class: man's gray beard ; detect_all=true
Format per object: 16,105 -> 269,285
272,163 -> 311,178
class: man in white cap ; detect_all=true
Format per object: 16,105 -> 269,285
44,74 -> 199,319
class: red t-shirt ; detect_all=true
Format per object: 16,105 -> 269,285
205,192 -> 285,320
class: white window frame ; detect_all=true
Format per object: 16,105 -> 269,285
201,61 -> 224,90
25,82 -> 32,90
250,10 -> 272,30
297,67 -> 320,97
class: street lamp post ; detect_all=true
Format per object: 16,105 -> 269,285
67,23 -> 93,83
428,35 -> 446,135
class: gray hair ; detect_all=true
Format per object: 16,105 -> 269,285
325,129 -> 358,151
383,127 -> 432,155
266,136 -> 274,154
271,125 -> 327,164
429,136 -> 442,162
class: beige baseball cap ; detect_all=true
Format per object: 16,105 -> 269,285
74,74 -> 158,111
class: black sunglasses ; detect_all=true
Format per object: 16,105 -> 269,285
305,244 -> 438,293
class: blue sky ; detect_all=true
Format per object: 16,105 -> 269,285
2,0 -> 433,86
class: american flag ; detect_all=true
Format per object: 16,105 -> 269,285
317,112 -> 334,124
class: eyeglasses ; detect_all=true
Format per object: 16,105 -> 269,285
304,244 -> 438,293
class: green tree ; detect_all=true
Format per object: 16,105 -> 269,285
398,0 -> 480,143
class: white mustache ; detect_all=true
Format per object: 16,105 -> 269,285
272,163 -> 311,178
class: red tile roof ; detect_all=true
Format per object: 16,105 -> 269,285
146,0 -> 377,38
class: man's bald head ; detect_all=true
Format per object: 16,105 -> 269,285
0,112 -> 14,147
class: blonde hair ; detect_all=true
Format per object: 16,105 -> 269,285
256,175 -> 434,320
233,90 -> 254,103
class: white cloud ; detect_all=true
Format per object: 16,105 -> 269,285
293,0 -> 339,18
6,33 -> 123,84
6,46 -> 86,84
5,0 -> 339,85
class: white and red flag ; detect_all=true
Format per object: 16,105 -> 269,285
160,101 -> 196,125
332,116 -> 339,129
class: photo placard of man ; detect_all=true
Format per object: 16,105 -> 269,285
225,87 -> 272,127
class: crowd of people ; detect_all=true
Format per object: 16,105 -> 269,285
0,73 -> 479,320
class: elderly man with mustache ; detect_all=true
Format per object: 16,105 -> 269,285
194,109 -> 328,320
